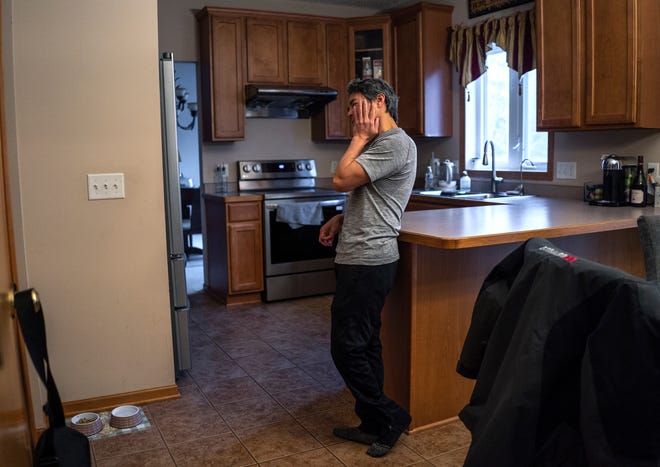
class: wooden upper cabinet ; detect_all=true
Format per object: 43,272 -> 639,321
287,20 -> 327,85
347,16 -> 392,83
537,0 -> 660,130
392,3 -> 453,137
536,0 -> 582,129
312,22 -> 350,141
246,17 -> 287,83
245,16 -> 326,86
584,0 -> 636,126
198,10 -> 245,141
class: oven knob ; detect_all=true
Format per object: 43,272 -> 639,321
297,163 -> 303,171
305,162 -> 312,171
242,164 -> 250,173
252,164 -> 261,173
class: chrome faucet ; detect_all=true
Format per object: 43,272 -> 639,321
482,140 -> 503,194
517,158 -> 536,196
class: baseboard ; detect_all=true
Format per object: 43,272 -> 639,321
61,384 -> 180,418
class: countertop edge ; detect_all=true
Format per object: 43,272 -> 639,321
399,197 -> 646,249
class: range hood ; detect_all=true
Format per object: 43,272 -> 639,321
245,84 -> 338,119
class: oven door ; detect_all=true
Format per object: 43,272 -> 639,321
263,197 -> 345,277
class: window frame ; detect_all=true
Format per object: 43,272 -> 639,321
459,57 -> 554,182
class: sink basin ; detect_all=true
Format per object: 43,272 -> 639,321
418,190 -> 444,195
414,190 -> 534,201
453,192 -> 509,200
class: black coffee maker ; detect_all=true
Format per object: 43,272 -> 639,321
601,154 -> 626,205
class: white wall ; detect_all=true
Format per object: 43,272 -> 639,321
158,0 -> 660,195
4,0 -> 174,426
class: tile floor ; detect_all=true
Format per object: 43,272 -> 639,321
90,247 -> 470,466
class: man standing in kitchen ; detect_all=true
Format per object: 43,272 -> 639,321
318,78 -> 417,458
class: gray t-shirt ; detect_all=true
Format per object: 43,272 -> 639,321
335,127 -> 417,266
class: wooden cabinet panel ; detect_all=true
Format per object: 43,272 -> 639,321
312,22 -> 349,141
246,17 -> 287,83
228,221 -> 264,293
393,14 -> 420,135
199,12 -> 245,141
536,0 -> 582,129
537,0 -> 660,130
227,202 -> 260,222
584,0 -> 636,125
287,20 -> 326,85
392,4 -> 453,137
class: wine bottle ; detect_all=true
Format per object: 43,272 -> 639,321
630,155 -> 646,207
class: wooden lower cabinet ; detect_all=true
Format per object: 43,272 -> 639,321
205,195 -> 264,305
383,228 -> 644,431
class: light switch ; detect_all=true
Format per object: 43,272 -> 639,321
87,173 -> 125,200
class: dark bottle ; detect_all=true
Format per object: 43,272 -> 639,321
630,155 -> 646,207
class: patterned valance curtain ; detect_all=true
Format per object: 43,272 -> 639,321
449,8 -> 536,88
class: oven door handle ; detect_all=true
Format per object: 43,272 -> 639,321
264,199 -> 345,210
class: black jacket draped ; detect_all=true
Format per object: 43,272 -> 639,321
457,237 -> 660,467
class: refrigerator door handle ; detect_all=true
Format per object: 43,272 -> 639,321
169,256 -> 188,309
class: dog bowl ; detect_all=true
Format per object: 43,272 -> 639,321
109,405 -> 142,429
71,412 -> 103,436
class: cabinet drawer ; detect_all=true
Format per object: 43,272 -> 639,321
227,202 -> 261,222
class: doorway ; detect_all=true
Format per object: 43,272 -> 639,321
174,61 -> 203,294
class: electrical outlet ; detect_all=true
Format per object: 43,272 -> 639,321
87,173 -> 125,200
331,160 -> 338,175
556,162 -> 577,180
648,162 -> 659,175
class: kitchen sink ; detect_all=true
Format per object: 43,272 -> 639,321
414,190 -> 534,201
453,192 -> 512,200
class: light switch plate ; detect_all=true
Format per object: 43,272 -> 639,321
648,162 -> 659,175
556,162 -> 577,180
87,173 -> 125,200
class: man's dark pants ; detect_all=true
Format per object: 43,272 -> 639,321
331,261 -> 409,435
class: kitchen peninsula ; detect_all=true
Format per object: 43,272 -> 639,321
382,196 -> 650,432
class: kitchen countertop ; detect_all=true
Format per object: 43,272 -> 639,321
401,195 -> 654,249
202,188 -> 262,203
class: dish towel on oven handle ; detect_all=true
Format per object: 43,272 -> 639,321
275,201 -> 323,229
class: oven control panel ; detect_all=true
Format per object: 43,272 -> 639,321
238,159 -> 317,180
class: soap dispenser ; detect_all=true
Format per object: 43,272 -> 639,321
459,170 -> 471,192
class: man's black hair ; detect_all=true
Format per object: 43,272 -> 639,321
347,78 -> 399,123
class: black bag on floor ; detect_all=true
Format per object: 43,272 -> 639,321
14,289 -> 91,467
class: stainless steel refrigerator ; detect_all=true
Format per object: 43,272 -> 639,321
159,52 -> 191,374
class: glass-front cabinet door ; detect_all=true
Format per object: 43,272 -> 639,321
347,16 -> 392,84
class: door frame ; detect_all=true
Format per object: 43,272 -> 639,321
0,0 -> 38,457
